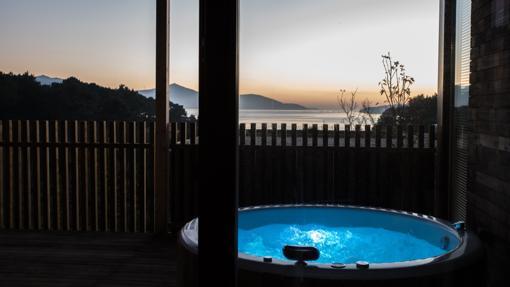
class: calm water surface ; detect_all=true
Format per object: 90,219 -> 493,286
186,109 -> 380,128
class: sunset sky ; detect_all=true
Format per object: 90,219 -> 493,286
0,0 -> 439,109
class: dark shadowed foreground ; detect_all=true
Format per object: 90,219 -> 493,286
0,231 -> 176,287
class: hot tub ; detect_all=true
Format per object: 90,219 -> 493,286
178,205 -> 483,287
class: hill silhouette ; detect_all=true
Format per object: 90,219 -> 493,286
240,94 -> 307,110
139,84 -> 199,108
139,84 -> 308,110
0,72 -> 191,122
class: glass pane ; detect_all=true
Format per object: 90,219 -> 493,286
237,3 -> 441,285
0,0 -> 156,121
169,0 -> 199,120
240,0 -> 439,129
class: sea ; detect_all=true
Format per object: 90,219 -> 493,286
185,109 -> 381,128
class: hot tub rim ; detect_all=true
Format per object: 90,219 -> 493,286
178,204 -> 483,281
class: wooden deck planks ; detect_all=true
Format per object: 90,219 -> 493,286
0,231 -> 176,287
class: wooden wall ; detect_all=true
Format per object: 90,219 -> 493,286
468,1 -> 510,285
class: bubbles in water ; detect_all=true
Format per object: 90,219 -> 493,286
238,223 -> 448,264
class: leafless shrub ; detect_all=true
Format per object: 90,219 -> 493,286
378,52 -> 415,123
337,89 -> 359,126
337,89 -> 377,126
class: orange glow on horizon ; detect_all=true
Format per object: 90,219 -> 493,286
0,0 -> 439,109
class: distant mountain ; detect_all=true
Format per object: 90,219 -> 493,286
35,75 -> 64,86
138,84 -> 308,110
139,84 -> 199,108
33,77 -> 307,110
240,94 -> 307,110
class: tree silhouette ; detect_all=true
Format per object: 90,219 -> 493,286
377,94 -> 437,126
0,72 -> 191,122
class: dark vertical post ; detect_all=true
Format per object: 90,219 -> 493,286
291,124 -> 297,146
261,123 -> 267,146
303,124 -> 309,147
334,124 -> 340,147
281,124 -> 287,147
436,0 -> 455,219
407,126 -> 414,149
272,124 -> 277,146
250,123 -> 256,146
364,125 -> 371,148
179,123 -> 187,145
323,124 -> 329,147
397,126 -> 403,148
239,124 -> 245,146
312,124 -> 318,147
190,123 -> 197,145
345,125 -> 351,148
355,125 -> 361,148
386,126 -> 393,148
418,126 -> 425,149
375,125 -> 381,148
199,1 -> 239,287
155,0 -> 170,233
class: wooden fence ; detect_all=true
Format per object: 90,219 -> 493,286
0,120 -> 436,233
0,120 -> 155,232
169,122 -> 436,231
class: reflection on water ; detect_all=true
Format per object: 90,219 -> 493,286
186,109 -> 381,128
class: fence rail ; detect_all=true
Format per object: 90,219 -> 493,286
170,122 -> 436,148
1,120 -> 436,233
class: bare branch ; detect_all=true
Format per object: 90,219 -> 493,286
378,52 -> 415,124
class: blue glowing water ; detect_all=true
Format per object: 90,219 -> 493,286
238,223 -> 449,264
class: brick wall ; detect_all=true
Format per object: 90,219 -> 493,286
468,0 -> 510,286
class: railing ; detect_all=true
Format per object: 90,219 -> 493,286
169,122 -> 436,230
0,120 -> 436,233
0,120 -> 155,232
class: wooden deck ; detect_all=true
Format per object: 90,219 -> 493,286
0,231 -> 177,287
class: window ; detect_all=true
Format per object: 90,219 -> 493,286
451,0 -> 471,221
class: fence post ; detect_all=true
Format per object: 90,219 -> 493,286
272,124 -> 277,146
281,124 -> 287,147
355,125 -> 361,148
303,124 -> 309,147
345,125 -> 351,148
323,124 -> 329,147
259,124 -> 266,146
365,125 -> 371,148
250,123 -> 256,146
239,124 -> 245,146
386,126 -> 392,148
291,124 -> 297,146
397,126 -> 403,148
374,125 -> 381,148
334,124 -> 340,147
312,124 -> 318,147
407,126 -> 414,148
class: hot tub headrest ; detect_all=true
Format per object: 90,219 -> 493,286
283,245 -> 320,264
